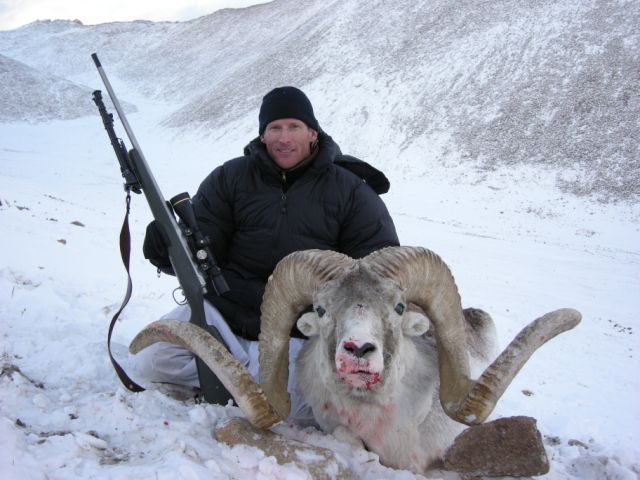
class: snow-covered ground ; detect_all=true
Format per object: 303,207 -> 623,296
1,92 -> 638,479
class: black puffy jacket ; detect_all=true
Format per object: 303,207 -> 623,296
145,131 -> 399,340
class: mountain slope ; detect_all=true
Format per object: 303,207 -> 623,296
0,53 -> 96,122
0,0 -> 638,202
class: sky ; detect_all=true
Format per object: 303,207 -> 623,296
0,0 -> 271,31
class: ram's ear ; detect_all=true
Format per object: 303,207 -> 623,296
402,309 -> 430,337
297,311 -> 321,337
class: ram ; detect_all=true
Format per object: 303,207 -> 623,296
130,246 -> 581,473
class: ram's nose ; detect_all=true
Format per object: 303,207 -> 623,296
342,340 -> 376,359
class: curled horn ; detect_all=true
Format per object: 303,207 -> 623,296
129,320 -> 281,428
365,246 -> 581,425
129,249 -> 352,429
259,250 -> 355,420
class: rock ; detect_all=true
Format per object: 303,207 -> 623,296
443,416 -> 549,477
215,417 -> 350,479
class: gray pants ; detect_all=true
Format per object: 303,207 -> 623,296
130,300 -> 316,426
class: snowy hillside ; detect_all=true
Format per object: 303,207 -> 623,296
1,1 -> 639,479
0,0 -> 638,202
0,53 -> 97,122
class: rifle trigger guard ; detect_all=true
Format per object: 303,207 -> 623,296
172,287 -> 188,305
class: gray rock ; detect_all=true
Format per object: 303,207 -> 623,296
215,417 -> 350,479
443,416 -> 549,477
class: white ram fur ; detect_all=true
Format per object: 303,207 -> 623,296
295,267 -> 497,472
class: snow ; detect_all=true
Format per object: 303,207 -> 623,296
1,0 -> 639,478
2,105 -> 639,480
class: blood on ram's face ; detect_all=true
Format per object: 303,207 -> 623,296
335,341 -> 383,390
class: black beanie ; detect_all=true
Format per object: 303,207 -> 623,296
258,86 -> 319,135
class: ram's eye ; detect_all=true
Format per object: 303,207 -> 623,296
394,303 -> 405,315
316,306 -> 326,317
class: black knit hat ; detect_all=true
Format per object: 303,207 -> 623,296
258,86 -> 319,134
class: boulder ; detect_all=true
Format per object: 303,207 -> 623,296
443,416 -> 549,477
215,417 -> 350,479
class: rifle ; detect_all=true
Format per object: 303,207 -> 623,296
91,53 -> 231,404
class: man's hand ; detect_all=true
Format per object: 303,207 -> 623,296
142,220 -> 174,274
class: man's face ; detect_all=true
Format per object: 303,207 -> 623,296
260,118 -> 318,170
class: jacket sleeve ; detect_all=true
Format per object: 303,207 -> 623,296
141,165 -> 233,274
338,181 -> 400,259
191,165 -> 235,265
194,162 -> 287,341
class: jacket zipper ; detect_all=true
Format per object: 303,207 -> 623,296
280,171 -> 287,213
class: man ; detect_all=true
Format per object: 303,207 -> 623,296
134,86 -> 399,422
